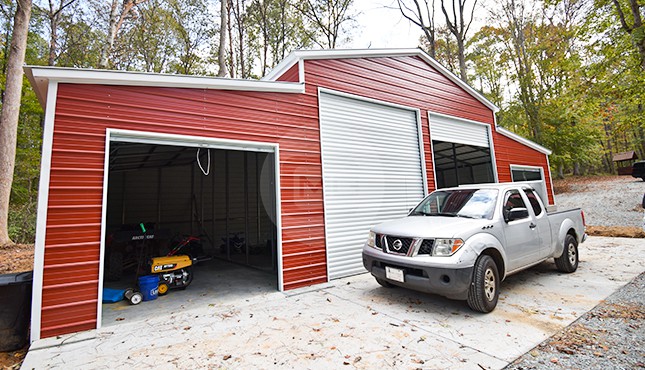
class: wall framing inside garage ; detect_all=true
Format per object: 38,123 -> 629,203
96,129 -> 283,329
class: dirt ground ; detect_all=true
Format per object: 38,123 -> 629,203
0,243 -> 34,275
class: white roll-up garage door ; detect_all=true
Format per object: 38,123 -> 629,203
429,113 -> 490,147
319,91 -> 426,280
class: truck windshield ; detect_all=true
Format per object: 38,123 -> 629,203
409,189 -> 498,220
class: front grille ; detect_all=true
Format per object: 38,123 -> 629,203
375,234 -> 383,250
417,239 -> 434,255
385,236 -> 414,255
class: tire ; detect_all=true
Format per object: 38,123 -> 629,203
467,255 -> 499,313
158,282 -> 169,295
129,292 -> 143,305
106,251 -> 123,281
555,234 -> 579,273
178,268 -> 193,290
375,277 -> 394,288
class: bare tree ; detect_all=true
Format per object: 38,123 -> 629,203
0,0 -> 32,246
294,0 -> 354,49
217,0 -> 228,77
396,0 -> 436,58
98,0 -> 148,69
440,0 -> 478,82
37,0 -> 79,66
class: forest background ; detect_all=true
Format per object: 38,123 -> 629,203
1,0 -> 643,244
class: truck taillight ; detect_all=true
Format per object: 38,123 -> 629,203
581,210 -> 586,227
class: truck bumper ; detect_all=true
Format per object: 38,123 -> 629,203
362,250 -> 474,300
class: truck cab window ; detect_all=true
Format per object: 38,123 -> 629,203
523,189 -> 543,216
503,190 -> 528,220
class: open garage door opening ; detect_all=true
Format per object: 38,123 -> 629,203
429,113 -> 496,188
432,141 -> 495,188
102,140 -> 278,325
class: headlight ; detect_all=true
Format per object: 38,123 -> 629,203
433,238 -> 464,256
366,231 -> 377,249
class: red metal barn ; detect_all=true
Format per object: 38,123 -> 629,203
26,49 -> 554,341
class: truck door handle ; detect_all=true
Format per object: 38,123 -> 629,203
529,223 -> 537,229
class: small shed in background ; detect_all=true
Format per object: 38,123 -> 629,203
613,151 -> 639,175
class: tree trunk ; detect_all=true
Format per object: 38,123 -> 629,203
217,0 -> 228,77
48,12 -> 58,66
456,37 -> 467,82
0,0 -> 32,246
99,0 -> 120,69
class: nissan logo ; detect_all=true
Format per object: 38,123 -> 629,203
392,239 -> 403,251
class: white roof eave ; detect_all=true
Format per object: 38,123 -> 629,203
24,65 -> 305,109
495,126 -> 552,155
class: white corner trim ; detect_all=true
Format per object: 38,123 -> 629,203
31,81 -> 59,343
273,145 -> 284,292
96,131 -> 112,329
495,126 -> 552,155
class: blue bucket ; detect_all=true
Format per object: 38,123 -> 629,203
138,275 -> 159,301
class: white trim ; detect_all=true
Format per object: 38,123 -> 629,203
318,87 -> 420,113
109,129 -> 276,152
428,110 -> 492,129
262,48 -> 499,113
316,89 -> 332,283
273,146 -> 284,291
490,115 -> 500,183
298,59 -> 305,84
545,155 -> 556,206
495,126 -> 552,155
24,66 -> 305,108
509,164 -> 549,206
31,81 -> 59,343
97,132 -> 111,329
98,129 -> 284,329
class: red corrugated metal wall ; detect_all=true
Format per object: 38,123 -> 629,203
42,84 -> 324,338
277,64 -> 300,82
492,132 -> 554,204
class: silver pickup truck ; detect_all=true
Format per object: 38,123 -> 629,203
362,183 -> 586,313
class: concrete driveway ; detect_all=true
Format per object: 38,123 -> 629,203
22,236 -> 645,369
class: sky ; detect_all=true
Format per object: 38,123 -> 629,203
347,0 -> 423,49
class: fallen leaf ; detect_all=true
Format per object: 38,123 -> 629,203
550,358 -> 558,364
116,317 -> 125,321
223,355 -> 231,360
183,326 -> 191,330
354,356 -> 362,363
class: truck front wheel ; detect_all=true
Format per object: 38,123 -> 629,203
555,234 -> 578,273
467,255 -> 499,313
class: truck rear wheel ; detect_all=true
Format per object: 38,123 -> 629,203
555,234 -> 578,273
467,255 -> 499,313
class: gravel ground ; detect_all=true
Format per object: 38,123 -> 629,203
554,176 -> 644,228
505,272 -> 645,370
505,175 -> 645,370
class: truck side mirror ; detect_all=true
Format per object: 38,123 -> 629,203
642,193 -> 645,208
506,207 -> 529,222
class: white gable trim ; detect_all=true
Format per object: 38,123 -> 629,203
495,126 -> 552,155
262,48 -> 499,113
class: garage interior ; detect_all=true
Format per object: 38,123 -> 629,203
102,141 -> 278,324
432,140 -> 495,188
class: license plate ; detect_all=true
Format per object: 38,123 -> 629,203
385,266 -> 404,283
